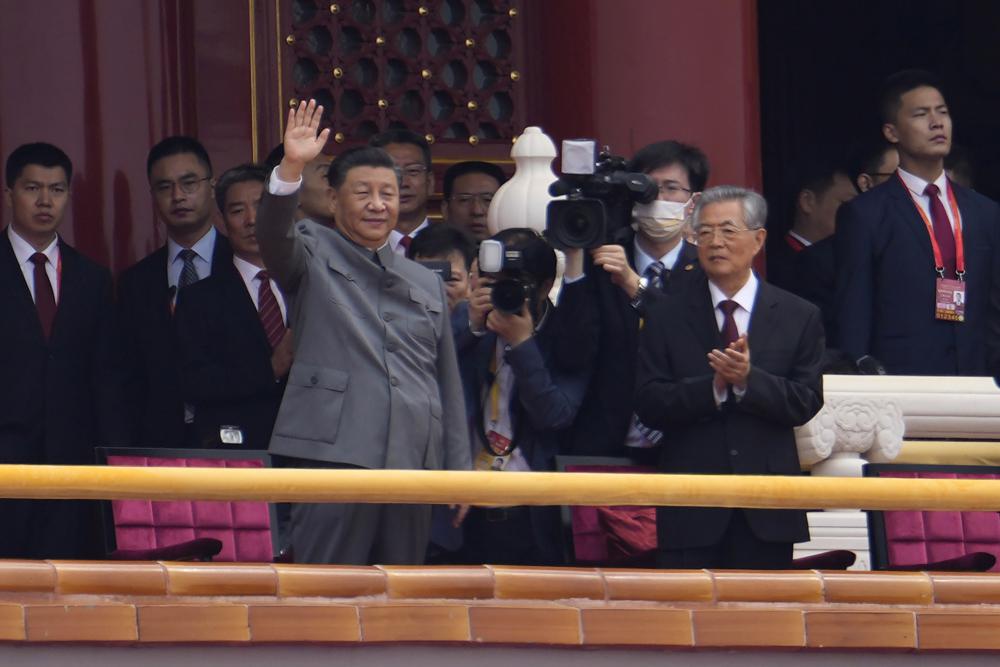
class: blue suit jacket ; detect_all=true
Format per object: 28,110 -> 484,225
834,175 -> 1000,375
455,306 -> 590,562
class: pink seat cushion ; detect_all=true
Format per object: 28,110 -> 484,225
564,464 -> 657,565
881,472 -> 1000,572
107,456 -> 274,562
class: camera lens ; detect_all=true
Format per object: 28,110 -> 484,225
545,198 -> 606,249
491,278 -> 528,314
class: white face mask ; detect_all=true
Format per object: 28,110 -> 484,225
632,198 -> 691,241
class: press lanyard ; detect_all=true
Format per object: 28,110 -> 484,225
899,173 -> 966,279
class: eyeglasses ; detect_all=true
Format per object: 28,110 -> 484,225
695,224 -> 756,243
658,183 -> 692,197
153,176 -> 211,197
398,164 -> 428,179
450,193 -> 494,206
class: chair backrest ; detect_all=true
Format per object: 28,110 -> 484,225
554,455 -> 658,566
97,447 -> 278,562
865,463 -> 1000,572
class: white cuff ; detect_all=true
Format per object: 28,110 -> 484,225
267,166 -> 303,195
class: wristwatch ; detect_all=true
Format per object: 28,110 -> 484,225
629,276 -> 649,310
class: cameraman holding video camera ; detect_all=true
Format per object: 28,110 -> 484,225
557,140 -> 710,458
458,230 -> 590,565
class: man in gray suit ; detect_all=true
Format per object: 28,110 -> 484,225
256,99 -> 471,564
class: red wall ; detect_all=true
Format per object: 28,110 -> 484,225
0,0 -> 254,274
524,0 -> 762,190
0,0 -> 761,273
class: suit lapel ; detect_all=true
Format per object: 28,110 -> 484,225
747,280 -> 780,352
888,175 -> 935,266
0,231 -> 41,340
222,261 -> 273,354
685,275 -> 722,353
49,241 -> 81,346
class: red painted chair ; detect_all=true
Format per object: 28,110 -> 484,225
96,448 -> 279,562
557,455 -> 856,570
865,463 -> 1000,572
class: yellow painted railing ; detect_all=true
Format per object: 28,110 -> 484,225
0,465 -> 999,510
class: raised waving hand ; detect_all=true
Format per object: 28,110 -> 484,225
276,99 -> 331,182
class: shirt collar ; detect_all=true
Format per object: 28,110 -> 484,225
167,226 -> 217,264
633,237 -> 685,275
232,254 -> 264,284
389,218 -> 431,248
707,271 -> 758,314
7,226 -> 59,267
897,166 -> 948,198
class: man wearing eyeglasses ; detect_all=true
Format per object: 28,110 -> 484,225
558,140 -> 708,459
370,129 -> 435,256
117,136 -> 232,448
440,161 -> 506,242
635,185 -> 824,569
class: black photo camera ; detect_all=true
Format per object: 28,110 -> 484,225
545,139 -> 658,249
478,239 -> 535,314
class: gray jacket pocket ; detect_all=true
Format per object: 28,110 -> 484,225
274,362 -> 350,443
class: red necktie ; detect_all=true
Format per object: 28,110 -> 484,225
30,253 -> 56,340
924,183 -> 956,277
719,300 -> 739,347
399,235 -> 412,254
256,270 -> 286,349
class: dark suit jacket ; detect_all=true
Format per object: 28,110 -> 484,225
174,260 -> 286,449
116,234 -> 232,446
0,230 -> 127,558
459,310 -> 591,562
557,228 -> 699,456
835,176 -> 1000,375
634,275 -> 824,549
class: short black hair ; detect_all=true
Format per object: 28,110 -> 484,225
5,142 -> 73,188
879,69 -> 945,124
215,163 -> 267,212
147,136 -> 213,180
326,146 -> 400,189
442,161 -> 506,200
847,138 -> 896,186
490,227 -> 556,286
627,140 -> 710,192
794,158 -> 850,198
369,129 -> 431,169
408,223 -> 476,269
263,144 -> 284,173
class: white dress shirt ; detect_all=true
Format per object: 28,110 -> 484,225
897,167 -> 957,232
8,226 -> 60,303
389,218 -> 430,257
167,226 -> 217,288
634,237 -> 686,276
232,255 -> 288,323
708,271 -> 759,404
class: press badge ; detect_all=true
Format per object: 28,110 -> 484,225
475,448 -> 510,471
219,426 -> 245,445
935,278 -> 966,322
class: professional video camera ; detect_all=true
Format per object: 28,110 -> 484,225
545,139 -> 658,249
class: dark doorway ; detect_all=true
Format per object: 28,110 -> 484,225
758,0 -> 1000,244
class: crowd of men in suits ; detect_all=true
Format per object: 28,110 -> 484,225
2,69 -> 998,568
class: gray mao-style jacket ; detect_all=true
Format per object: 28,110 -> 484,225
256,189 -> 471,472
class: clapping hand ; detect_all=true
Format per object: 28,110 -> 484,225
709,335 -> 751,392
276,99 -> 331,182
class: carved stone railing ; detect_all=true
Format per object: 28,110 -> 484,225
795,374 -> 1000,569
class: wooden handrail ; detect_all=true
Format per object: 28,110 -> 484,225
1,465 -> 999,510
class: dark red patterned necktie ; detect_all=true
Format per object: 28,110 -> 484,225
30,253 -> 56,340
924,183 -> 956,277
256,270 -> 286,349
399,235 -> 412,253
719,299 -> 739,346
